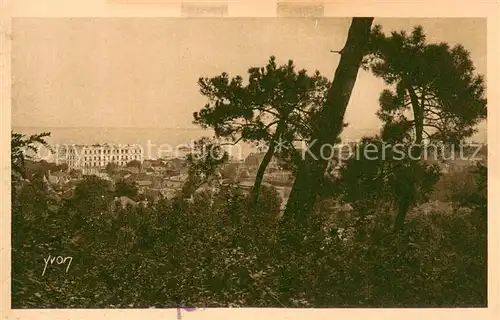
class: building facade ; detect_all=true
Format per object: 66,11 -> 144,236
56,143 -> 143,174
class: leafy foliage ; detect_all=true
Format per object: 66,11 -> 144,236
365,25 -> 487,145
194,56 -> 330,149
359,25 -> 487,229
115,179 -> 139,199
220,163 -> 239,182
126,160 -> 142,169
105,162 -> 119,175
195,56 -> 333,203
11,136 -> 486,309
181,137 -> 229,197
326,137 -> 441,221
431,162 -> 487,214
11,131 -> 52,182
12,177 -> 486,308
70,175 -> 114,215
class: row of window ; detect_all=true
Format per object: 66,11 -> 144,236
83,155 -> 140,161
65,155 -> 141,161
85,162 -> 128,167
64,156 -> 141,168
83,149 -> 141,155
63,148 -> 141,155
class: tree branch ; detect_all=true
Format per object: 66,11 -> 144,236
263,120 -> 280,131
330,49 -> 343,54
255,106 -> 281,118
423,115 -> 440,121
423,123 -> 444,133
422,129 -> 432,139
424,107 -> 443,117
219,136 -> 244,146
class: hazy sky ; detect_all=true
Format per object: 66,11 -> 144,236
11,17 -> 487,141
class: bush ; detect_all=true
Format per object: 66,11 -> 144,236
431,162 -> 487,213
12,176 -> 486,308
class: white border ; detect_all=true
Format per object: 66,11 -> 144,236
1,1 -> 498,319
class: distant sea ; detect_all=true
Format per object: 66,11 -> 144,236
12,126 -> 259,161
12,126 -> 383,161
12,125 -> 487,162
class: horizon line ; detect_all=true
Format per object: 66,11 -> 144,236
11,125 -> 208,130
10,125 -> 487,143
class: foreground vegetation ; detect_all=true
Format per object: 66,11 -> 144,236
12,163 -> 486,308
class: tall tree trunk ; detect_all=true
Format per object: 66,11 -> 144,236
394,196 -> 412,231
393,85 -> 423,232
249,142 -> 276,205
393,164 -> 417,232
282,17 -> 374,225
249,121 -> 286,205
408,85 -> 424,145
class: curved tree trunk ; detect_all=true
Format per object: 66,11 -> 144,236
393,85 -> 424,232
394,193 -> 413,231
249,142 -> 277,205
283,18 -> 374,226
249,121 -> 286,206
393,166 -> 417,232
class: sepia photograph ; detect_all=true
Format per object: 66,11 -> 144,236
9,15 -> 488,310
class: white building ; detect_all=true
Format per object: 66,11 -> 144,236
56,143 -> 143,174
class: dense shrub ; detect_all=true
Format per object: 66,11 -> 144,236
12,178 -> 486,308
431,162 -> 487,214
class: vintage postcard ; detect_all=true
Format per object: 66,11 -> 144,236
1,1 -> 498,320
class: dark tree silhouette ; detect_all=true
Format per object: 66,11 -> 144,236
106,162 -> 119,175
194,56 -> 331,205
126,160 -> 143,173
11,131 -> 52,183
283,18 -> 375,225
72,175 -> 113,215
221,163 -> 239,181
333,136 -> 440,221
181,137 -> 228,198
115,179 -> 139,199
69,168 -> 83,179
364,25 -> 487,230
